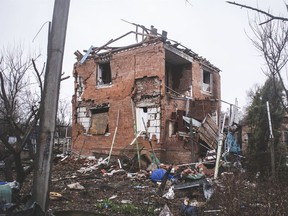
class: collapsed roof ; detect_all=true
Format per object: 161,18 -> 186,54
74,21 -> 220,72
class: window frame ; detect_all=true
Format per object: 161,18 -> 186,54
201,67 -> 213,93
96,62 -> 112,87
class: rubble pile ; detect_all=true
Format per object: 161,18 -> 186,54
47,153 -> 221,215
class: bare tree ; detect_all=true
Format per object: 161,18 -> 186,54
227,1 -> 288,24
227,1 -> 288,180
54,98 -> 72,152
0,45 -> 70,188
248,17 -> 288,113
57,97 -> 71,128
227,1 -> 288,112
0,46 -> 43,185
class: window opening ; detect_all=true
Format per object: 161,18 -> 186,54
165,61 -> 192,95
136,107 -> 149,134
89,106 -> 109,135
202,69 -> 212,92
97,62 -> 112,85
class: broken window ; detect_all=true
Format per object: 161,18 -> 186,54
89,105 -> 109,135
97,62 -> 112,86
165,49 -> 192,96
202,68 -> 212,93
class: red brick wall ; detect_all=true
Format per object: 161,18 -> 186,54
72,41 -> 221,164
191,61 -> 221,100
72,42 -> 165,156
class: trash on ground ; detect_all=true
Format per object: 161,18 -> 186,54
67,182 -> 85,190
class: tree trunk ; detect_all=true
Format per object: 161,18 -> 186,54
4,155 -> 14,182
14,153 -> 25,186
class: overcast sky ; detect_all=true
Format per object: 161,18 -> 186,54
0,0 -> 287,112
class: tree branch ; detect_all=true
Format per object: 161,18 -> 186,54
61,75 -> 70,81
227,1 -> 288,24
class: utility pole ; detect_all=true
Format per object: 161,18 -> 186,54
31,0 -> 70,212
266,101 -> 276,180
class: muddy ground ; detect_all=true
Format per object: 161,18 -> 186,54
50,155 -> 207,215
3,153 -> 288,216
18,155 -> 210,216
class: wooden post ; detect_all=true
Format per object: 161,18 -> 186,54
108,109 -> 120,164
31,0 -> 70,211
214,113 -> 226,179
131,99 -> 141,170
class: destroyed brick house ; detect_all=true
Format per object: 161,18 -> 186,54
71,25 -> 221,164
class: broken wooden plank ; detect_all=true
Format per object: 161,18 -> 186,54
108,109 -> 120,164
131,99 -> 141,170
129,130 -> 143,146
197,114 -> 225,149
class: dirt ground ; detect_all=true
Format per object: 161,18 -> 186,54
3,153 -> 288,216
16,154 -> 209,216
49,155 -> 208,215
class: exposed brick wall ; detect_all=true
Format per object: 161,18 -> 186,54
191,61 -> 221,121
192,62 -> 220,98
72,41 -> 221,164
72,42 -> 165,156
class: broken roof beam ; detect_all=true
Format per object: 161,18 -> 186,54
121,19 -> 168,43
164,44 -> 193,62
74,50 -> 83,61
91,38 -> 115,54
95,38 -> 160,57
80,45 -> 94,64
88,46 -> 121,51
121,19 -> 150,34
90,31 -> 157,55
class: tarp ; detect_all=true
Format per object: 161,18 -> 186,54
150,168 -> 173,182
226,132 -> 240,153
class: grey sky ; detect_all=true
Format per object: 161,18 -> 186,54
0,0 -> 286,112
